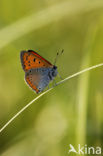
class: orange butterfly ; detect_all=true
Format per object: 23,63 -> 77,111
20,50 -> 62,93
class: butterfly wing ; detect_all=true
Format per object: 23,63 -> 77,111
25,68 -> 51,93
20,50 -> 53,72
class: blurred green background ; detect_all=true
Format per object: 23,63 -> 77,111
0,0 -> 103,155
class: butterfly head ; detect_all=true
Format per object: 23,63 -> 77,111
51,65 -> 58,78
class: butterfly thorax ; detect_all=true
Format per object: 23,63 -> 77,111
48,65 -> 58,80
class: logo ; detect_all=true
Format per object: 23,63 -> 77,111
68,144 -> 101,155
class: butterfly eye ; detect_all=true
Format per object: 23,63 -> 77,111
53,66 -> 57,69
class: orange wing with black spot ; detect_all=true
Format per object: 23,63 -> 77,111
20,50 -> 53,72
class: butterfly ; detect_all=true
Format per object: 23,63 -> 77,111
20,50 -> 63,93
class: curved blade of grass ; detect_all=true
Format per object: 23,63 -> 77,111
0,0 -> 103,50
0,63 -> 103,133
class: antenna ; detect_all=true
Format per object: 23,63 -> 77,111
54,49 -> 64,65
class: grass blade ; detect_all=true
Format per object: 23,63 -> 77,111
0,63 -> 103,133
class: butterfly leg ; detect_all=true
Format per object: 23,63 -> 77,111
53,79 -> 57,87
47,84 -> 50,89
58,72 -> 63,80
